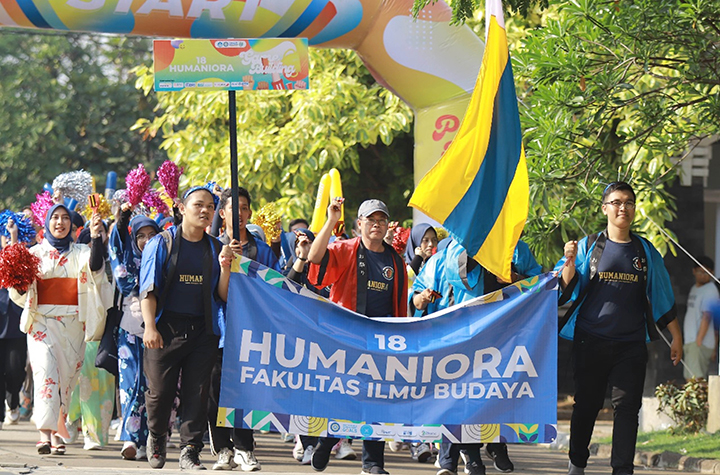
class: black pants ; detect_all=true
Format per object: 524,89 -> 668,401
570,330 -> 647,475
207,349 -> 255,452
315,437 -> 384,470
437,442 -> 482,470
0,337 -> 27,420
144,315 -> 218,450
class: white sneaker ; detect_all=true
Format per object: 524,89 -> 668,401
84,439 -> 102,451
388,440 -> 404,452
411,443 -> 432,463
212,447 -> 238,470
6,407 -> 19,425
335,439 -> 357,460
136,445 -> 147,460
234,449 -> 261,472
63,419 -> 80,444
301,445 -> 314,465
121,441 -> 137,460
280,432 -> 294,443
292,436 -> 304,461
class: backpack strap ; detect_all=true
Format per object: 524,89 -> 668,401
155,227 -> 181,317
630,234 -> 657,340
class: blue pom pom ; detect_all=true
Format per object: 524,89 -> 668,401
0,210 -> 37,244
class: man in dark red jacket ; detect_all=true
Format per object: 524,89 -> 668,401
307,198 -> 407,475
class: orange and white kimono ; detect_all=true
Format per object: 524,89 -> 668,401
10,240 -> 111,432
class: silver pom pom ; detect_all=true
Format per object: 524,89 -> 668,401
52,170 -> 93,209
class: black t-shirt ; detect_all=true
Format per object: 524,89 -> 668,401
364,248 -> 395,318
0,288 -> 23,339
164,237 -> 206,317
577,239 -> 646,341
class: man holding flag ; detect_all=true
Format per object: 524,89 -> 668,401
409,0 -> 528,284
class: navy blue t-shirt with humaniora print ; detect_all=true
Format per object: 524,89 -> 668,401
364,247 -> 395,318
577,239 -> 646,341
164,237 -> 206,317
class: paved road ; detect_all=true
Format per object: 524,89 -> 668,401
0,420 -> 686,475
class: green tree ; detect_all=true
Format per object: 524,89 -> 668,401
513,0 -> 720,265
0,30 -> 165,211
134,48 -> 415,224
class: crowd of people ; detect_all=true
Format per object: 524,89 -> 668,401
0,178 -> 700,475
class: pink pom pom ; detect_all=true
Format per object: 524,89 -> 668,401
30,191 -> 54,227
125,164 -> 151,207
142,189 -> 170,216
157,161 -> 183,200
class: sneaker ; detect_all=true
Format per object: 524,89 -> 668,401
83,440 -> 102,451
485,445 -> 513,473
292,436 -> 304,461
411,443 -> 432,463
567,461 -> 585,475
335,439 -> 357,460
137,445 -> 147,460
121,441 -> 138,460
436,470 -> 457,475
62,419 -> 80,444
179,445 -> 206,470
466,461 -> 486,475
310,446 -> 331,472
234,449 -> 261,472
388,440 -> 406,452
148,433 -> 167,469
281,432 -> 295,443
6,407 -> 19,425
212,447 -> 237,470
301,445 -> 314,465
360,467 -> 390,474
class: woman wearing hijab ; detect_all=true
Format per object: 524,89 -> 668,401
405,223 -> 439,283
109,204 -> 161,460
8,204 -> 109,454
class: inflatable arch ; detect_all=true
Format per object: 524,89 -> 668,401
0,0 -> 484,194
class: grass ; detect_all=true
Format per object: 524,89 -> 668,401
597,431 -> 720,459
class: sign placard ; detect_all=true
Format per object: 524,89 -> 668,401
218,257 -> 558,444
153,38 -> 309,92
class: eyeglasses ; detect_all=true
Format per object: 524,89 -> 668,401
603,200 -> 636,210
364,218 -> 388,226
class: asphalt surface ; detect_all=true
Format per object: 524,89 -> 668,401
0,420 -> 689,475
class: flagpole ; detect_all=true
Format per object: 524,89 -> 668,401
229,90 -> 240,241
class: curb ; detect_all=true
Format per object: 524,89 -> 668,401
590,444 -> 720,473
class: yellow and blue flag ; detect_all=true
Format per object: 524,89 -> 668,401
409,0 -> 528,282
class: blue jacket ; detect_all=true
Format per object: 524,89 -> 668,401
139,226 -> 223,336
553,232 -> 676,342
412,239 -> 542,313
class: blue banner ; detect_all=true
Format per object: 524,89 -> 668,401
219,258 -> 558,444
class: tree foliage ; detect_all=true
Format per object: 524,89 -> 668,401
0,29 -> 165,211
412,0 -> 548,26
134,48 -> 415,224
514,0 -> 720,266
